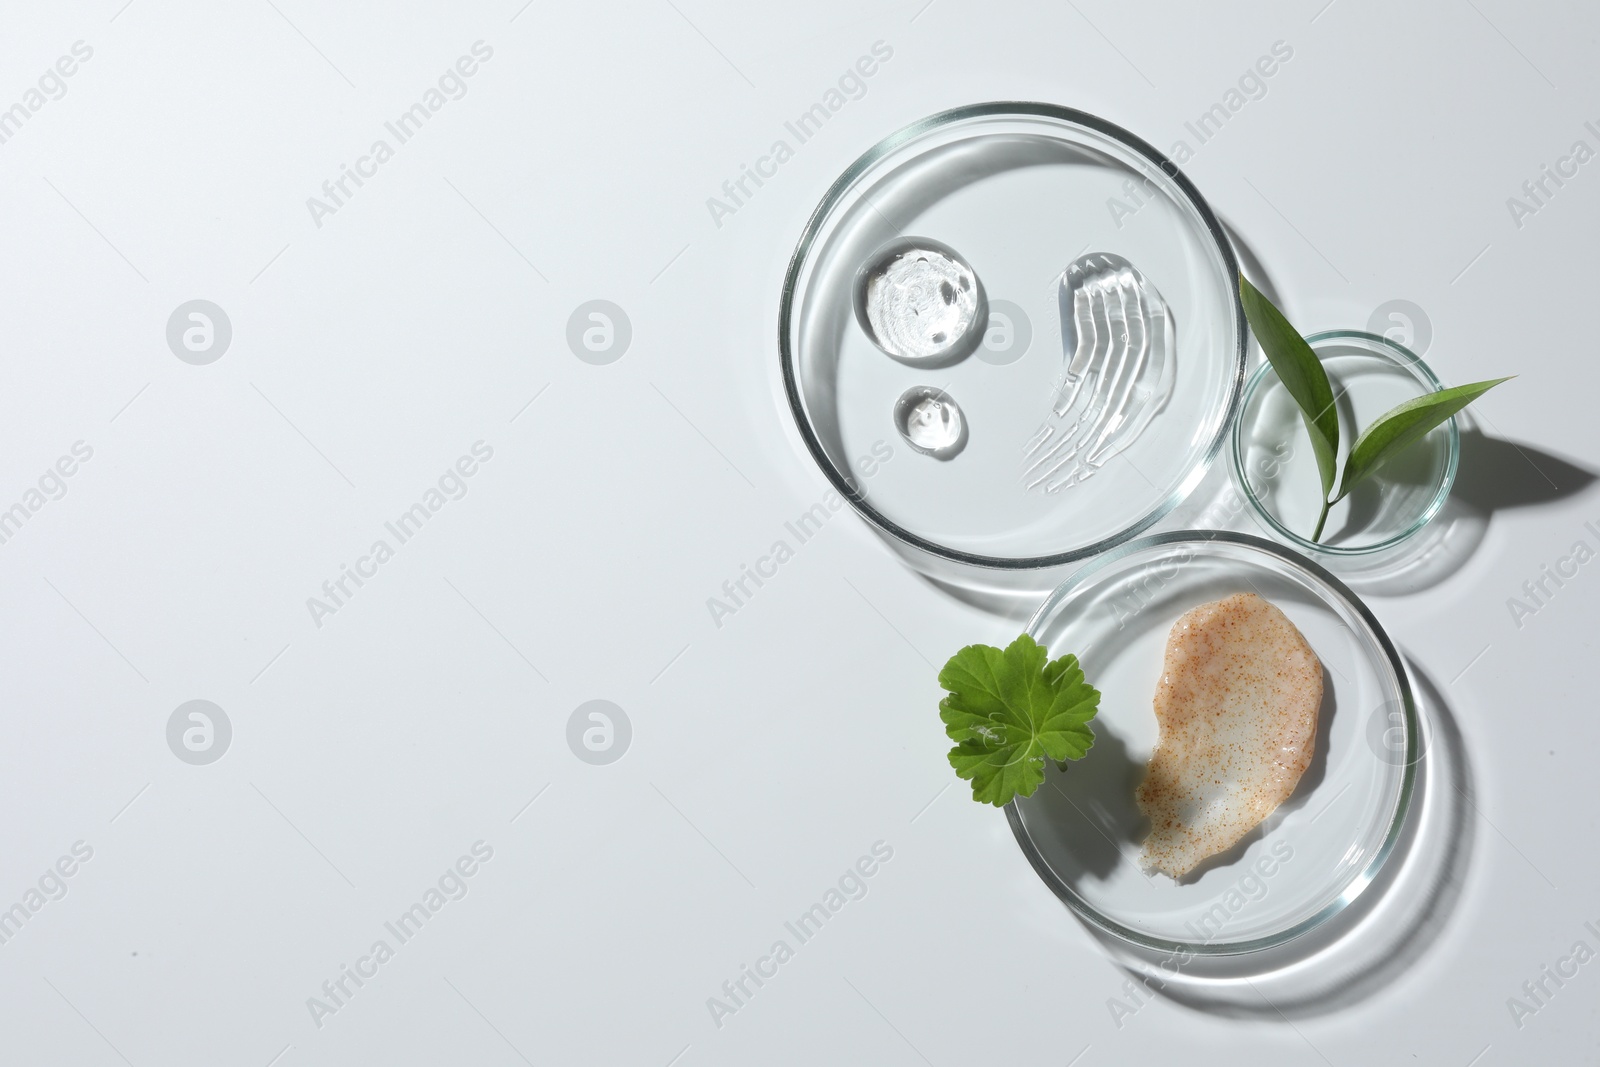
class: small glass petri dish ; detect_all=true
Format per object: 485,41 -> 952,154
1230,330 -> 1460,562
780,103 -> 1246,569
1006,531 -> 1417,955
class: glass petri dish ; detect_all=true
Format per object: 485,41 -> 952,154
780,103 -> 1246,568
1231,330 -> 1460,561
1006,531 -> 1417,954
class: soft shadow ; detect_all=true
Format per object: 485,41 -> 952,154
1317,418 -> 1596,596
1327,436 -> 1442,544
1451,429 -> 1596,514
906,555 -> 1069,625
1221,220 -> 1278,307
1023,727 -> 1148,881
1097,656 -> 1476,1019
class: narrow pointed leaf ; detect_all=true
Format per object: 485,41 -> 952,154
1335,377 -> 1512,501
1238,275 -> 1340,502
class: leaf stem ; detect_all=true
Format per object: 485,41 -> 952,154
1311,498 -> 1330,543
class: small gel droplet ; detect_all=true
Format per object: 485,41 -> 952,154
894,386 -> 967,459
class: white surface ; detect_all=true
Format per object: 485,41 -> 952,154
0,1 -> 1595,1064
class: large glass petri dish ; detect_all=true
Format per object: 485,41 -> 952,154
1007,532 -> 1417,954
780,103 -> 1246,568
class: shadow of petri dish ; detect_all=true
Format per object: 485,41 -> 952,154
1101,655 -> 1476,1019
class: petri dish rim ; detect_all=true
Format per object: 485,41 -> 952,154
778,102 -> 1248,571
1004,530 -> 1419,955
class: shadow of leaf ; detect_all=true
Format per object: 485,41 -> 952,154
1452,430 -> 1596,514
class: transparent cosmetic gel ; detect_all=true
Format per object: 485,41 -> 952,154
857,239 -> 983,364
1022,252 -> 1175,492
894,386 -> 967,459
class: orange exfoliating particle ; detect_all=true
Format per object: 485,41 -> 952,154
1135,592 -> 1322,879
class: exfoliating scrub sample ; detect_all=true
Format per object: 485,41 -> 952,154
1135,592 -> 1322,879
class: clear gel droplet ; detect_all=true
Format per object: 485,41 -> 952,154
857,239 -> 983,364
894,386 -> 967,459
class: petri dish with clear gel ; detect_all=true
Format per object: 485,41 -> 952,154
780,103 -> 1246,569
1006,532 -> 1417,955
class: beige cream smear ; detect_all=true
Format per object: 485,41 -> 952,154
1135,592 -> 1323,879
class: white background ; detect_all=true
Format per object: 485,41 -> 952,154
0,0 -> 1596,1064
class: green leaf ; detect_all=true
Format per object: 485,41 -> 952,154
1335,376 -> 1512,502
1238,275 -> 1341,503
938,633 -> 1100,807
